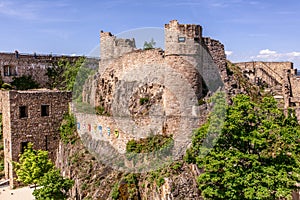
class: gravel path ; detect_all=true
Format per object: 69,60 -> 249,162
0,185 -> 35,200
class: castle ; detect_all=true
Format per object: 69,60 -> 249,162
0,20 -> 299,188
77,20 -> 227,168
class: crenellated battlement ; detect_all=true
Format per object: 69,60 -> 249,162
164,20 -> 202,39
100,30 -> 136,61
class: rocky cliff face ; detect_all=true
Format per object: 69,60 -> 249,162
56,132 -> 202,200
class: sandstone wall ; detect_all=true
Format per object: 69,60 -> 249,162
100,31 -> 136,73
0,53 -> 79,87
80,48 -> 205,160
2,90 -> 72,187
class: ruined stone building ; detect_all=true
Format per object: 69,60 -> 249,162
235,61 -> 300,119
77,20 -> 227,161
0,52 -> 79,87
1,90 -> 72,188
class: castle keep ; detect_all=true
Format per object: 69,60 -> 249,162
77,20 -> 227,159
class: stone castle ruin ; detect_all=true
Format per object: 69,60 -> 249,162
76,20 -> 226,168
0,20 -> 299,187
0,53 -> 79,87
234,61 -> 300,119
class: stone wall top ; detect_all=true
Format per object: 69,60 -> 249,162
165,20 -> 202,39
0,52 -> 80,64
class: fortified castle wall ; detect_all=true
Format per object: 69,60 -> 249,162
79,20 -> 226,157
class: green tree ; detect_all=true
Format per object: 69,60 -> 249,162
70,59 -> 95,101
46,59 -> 67,89
46,57 -> 86,90
143,38 -> 156,50
14,143 -> 54,187
32,169 -> 74,200
11,75 -> 39,90
186,95 -> 300,199
59,113 -> 77,144
46,57 -> 95,101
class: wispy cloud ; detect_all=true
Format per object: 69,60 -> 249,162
0,1 -> 36,19
251,49 -> 300,65
225,51 -> 233,56
259,49 -> 276,56
0,0 -> 71,21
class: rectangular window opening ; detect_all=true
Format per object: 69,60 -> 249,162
178,37 -> 186,43
41,105 -> 50,116
19,106 -> 28,118
20,141 -> 29,154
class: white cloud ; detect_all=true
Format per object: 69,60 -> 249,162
0,0 -> 71,21
250,49 -> 300,68
259,49 -> 277,55
287,52 -> 300,57
225,51 -> 233,56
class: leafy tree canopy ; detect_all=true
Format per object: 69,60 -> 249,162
14,143 -> 74,199
185,94 -> 300,200
46,57 -> 95,101
13,143 -> 54,186
143,38 -> 156,50
32,168 -> 74,200
11,75 -> 39,90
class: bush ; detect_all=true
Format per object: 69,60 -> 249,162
11,75 -> 39,90
59,113 -> 77,144
2,83 -> 12,90
111,183 -> 120,200
139,97 -> 149,105
126,134 -> 173,154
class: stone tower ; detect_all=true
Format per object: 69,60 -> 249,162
164,19 -> 202,56
164,20 -> 224,93
99,31 -> 136,71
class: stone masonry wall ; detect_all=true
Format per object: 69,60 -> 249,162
79,20 -> 226,160
2,90 -> 72,188
0,53 -> 80,87
234,61 -> 300,123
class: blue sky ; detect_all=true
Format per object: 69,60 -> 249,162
0,0 -> 300,68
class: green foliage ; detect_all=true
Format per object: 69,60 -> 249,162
94,105 -> 110,116
186,94 -> 300,199
10,75 -> 39,90
126,134 -> 173,154
13,143 -> 54,186
171,161 -> 182,170
32,169 -> 74,200
1,83 -> 12,90
46,57 -> 95,100
70,58 -> 96,101
143,38 -> 156,50
59,113 -> 77,144
95,105 -> 105,115
111,183 -> 120,200
139,97 -> 149,105
185,91 -> 226,163
122,173 -> 139,199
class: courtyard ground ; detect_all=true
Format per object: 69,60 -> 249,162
0,185 -> 35,200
